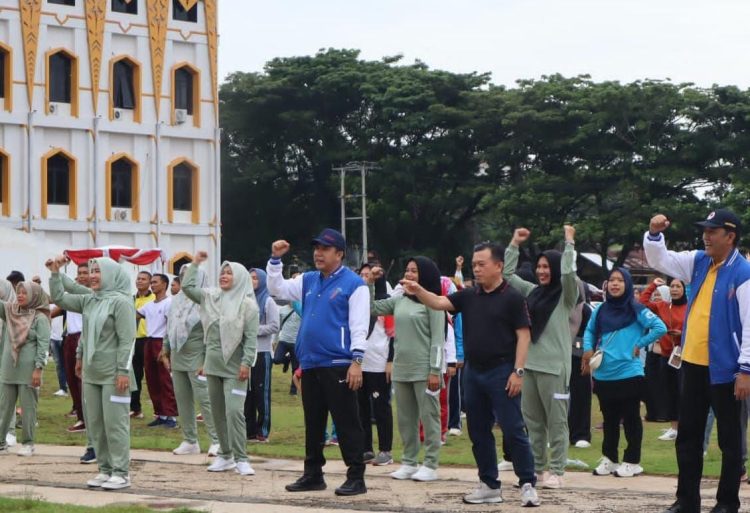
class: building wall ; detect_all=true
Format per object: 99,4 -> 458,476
0,0 -> 221,280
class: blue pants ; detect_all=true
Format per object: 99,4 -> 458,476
50,338 -> 67,392
463,361 -> 535,489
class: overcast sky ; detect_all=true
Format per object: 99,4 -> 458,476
217,0 -> 750,89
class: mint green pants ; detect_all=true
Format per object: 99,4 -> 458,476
0,383 -> 38,446
521,369 -> 570,475
84,383 -> 130,477
173,370 -> 218,445
394,380 -> 441,469
207,375 -> 248,462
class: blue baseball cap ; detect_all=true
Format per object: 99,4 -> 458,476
311,228 -> 346,251
695,208 -> 741,234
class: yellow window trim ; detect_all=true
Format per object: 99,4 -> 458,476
108,54 -> 142,123
41,147 -> 77,220
166,157 -> 200,224
170,61 -> 201,128
0,148 -> 10,216
0,42 -> 12,112
105,152 -> 140,222
45,47 -> 79,117
168,251 -> 193,274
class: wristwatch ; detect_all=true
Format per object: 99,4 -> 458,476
514,367 -> 525,378
353,356 -> 364,366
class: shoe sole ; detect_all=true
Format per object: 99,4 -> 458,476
522,499 -> 541,507
463,497 -> 503,504
334,488 -> 367,496
411,476 -> 438,482
236,469 -> 256,476
285,484 -> 327,492
80,459 -> 97,464
391,473 -> 418,480
101,484 -> 130,490
207,465 -> 237,472
373,460 -> 393,466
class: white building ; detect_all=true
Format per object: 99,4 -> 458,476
0,0 -> 221,279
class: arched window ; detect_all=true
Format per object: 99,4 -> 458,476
46,49 -> 79,116
0,149 -> 9,217
0,42 -> 11,112
169,252 -> 193,275
112,0 -> 137,14
49,0 -> 76,5
41,149 -> 77,219
172,63 -> 200,126
167,158 -> 199,223
106,154 -> 140,221
172,0 -> 197,22
110,56 -> 142,122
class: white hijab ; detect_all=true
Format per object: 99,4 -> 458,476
167,267 -> 207,352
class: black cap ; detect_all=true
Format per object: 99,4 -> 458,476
695,209 -> 741,233
311,228 -> 346,251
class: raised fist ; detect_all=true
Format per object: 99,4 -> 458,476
194,251 -> 208,264
564,224 -> 576,242
271,240 -> 291,258
650,214 -> 670,234
512,228 -> 531,245
370,266 -> 384,283
653,277 -> 666,287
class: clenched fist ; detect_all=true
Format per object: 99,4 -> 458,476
194,251 -> 208,264
512,228 -> 531,246
271,240 -> 291,258
650,214 -> 670,234
369,266 -> 384,284
564,224 -> 576,243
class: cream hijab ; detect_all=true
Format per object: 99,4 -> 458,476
199,261 -> 258,363
4,282 -> 50,365
167,266 -> 207,352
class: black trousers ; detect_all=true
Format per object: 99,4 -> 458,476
644,350 -> 670,421
448,367 -> 463,430
273,341 -> 300,392
357,371 -> 393,453
675,362 -> 742,513
130,338 -> 147,413
594,377 -> 643,464
245,352 -> 272,439
302,366 -> 365,481
568,355 -> 592,443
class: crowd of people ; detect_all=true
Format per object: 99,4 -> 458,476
0,209 -> 748,513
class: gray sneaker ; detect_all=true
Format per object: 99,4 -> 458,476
520,483 -> 541,507
373,451 -> 393,466
463,482 -> 503,504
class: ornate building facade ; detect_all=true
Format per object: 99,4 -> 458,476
0,0 -> 220,278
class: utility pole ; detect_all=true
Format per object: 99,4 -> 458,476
333,161 -> 379,265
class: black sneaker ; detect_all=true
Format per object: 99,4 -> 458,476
147,418 -> 164,427
334,478 -> 367,496
285,475 -> 327,492
80,447 -> 96,464
363,451 -> 375,464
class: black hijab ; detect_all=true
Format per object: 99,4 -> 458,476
361,263 -> 390,337
406,256 -> 442,303
526,250 -> 563,343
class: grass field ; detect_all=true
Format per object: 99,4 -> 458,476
0,497 -> 201,513
29,362 -> 723,477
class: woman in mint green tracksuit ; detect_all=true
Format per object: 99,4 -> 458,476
181,251 -> 259,476
0,281 -> 50,457
49,256 -> 136,491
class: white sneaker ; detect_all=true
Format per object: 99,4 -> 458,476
593,456 -> 617,476
574,440 -> 591,448
87,473 -> 111,487
207,456 -> 236,472
411,465 -> 438,482
448,428 -> 462,436
463,482 -> 503,504
17,444 -> 34,457
172,441 -> 200,455
542,473 -> 563,489
235,461 -> 255,476
613,462 -> 643,478
101,475 -> 130,490
207,443 -> 220,457
390,464 -> 419,480
497,459 -> 514,471
5,433 -> 16,447
520,482 -> 541,507
658,428 -> 678,441
53,389 -> 68,397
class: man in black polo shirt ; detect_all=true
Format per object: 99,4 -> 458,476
401,242 -> 539,507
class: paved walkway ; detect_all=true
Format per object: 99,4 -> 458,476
0,444 -> 747,512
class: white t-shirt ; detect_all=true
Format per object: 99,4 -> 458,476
66,311 -> 83,335
137,296 -> 172,338
362,317 -> 390,373
50,304 -> 63,341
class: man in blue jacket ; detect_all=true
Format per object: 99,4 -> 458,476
645,209 -> 750,513
267,229 -> 369,496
